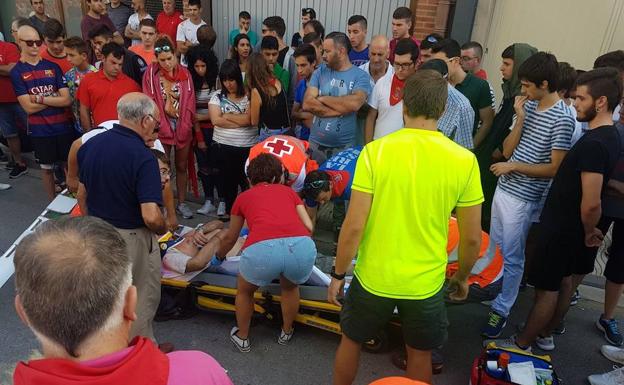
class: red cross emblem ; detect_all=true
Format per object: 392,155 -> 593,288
263,137 -> 294,157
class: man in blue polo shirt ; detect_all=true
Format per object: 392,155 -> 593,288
10,25 -> 73,201
78,92 -> 167,342
302,146 -> 361,232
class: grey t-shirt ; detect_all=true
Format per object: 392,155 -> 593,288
107,3 -> 133,37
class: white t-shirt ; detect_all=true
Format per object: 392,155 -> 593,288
82,120 -> 165,153
127,13 -> 153,46
209,93 -> 258,147
368,72 -> 404,140
359,61 -> 394,85
176,19 -> 207,66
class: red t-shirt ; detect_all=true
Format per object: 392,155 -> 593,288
0,42 -> 20,103
326,170 -> 350,198
40,46 -> 73,74
77,70 -> 141,126
156,11 -> 183,47
474,68 -> 488,80
231,183 -> 311,249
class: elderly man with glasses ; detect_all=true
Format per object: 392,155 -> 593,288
77,92 -> 169,344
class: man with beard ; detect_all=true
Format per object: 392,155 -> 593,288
485,67 -> 623,352
303,32 -> 371,163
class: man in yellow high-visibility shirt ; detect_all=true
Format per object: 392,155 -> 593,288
327,69 -> 484,385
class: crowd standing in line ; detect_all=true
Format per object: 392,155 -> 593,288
1,2 -> 624,385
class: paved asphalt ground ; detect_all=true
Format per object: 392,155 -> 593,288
0,161 -> 621,385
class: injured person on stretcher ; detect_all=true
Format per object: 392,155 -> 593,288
161,221 -> 231,281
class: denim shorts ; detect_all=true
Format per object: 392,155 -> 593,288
0,102 -> 27,138
239,236 -> 317,286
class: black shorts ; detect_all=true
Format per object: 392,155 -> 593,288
340,276 -> 448,350
600,218 -> 624,284
30,132 -> 75,167
527,225 -> 597,291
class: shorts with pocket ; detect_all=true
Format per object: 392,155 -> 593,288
0,102 -> 27,138
340,276 -> 448,350
31,132 -> 75,167
239,236 -> 317,286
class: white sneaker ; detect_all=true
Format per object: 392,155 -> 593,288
0,183 -> 11,190
588,366 -> 624,385
535,335 -> 555,351
197,200 -> 216,216
230,326 -> 250,353
278,328 -> 294,345
217,201 -> 226,216
176,202 -> 193,219
602,345 -> 624,365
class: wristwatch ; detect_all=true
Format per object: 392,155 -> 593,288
330,266 -> 346,280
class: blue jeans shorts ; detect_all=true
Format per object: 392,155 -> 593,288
239,236 -> 317,286
0,102 -> 27,138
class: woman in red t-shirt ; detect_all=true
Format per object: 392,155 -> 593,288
217,153 -> 316,352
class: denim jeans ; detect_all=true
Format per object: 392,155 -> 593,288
490,187 -> 541,317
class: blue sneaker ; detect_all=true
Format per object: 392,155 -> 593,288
597,315 -> 624,346
482,311 -> 507,338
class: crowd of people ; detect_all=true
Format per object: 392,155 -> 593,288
1,1 -> 624,385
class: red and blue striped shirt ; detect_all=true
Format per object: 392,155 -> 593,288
10,59 -> 72,137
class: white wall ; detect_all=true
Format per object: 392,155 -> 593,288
473,0 -> 624,103
212,0 -> 409,63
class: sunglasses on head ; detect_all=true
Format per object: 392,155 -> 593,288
426,35 -> 438,43
302,8 -> 313,13
305,180 -> 328,189
21,39 -> 43,47
154,45 -> 172,54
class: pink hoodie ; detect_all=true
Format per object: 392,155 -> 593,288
143,63 -> 196,148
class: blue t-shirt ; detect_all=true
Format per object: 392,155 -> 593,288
295,78 -> 308,105
308,64 -> 372,147
349,46 -> 369,67
78,124 -> 163,229
305,146 -> 362,207
10,59 -> 72,137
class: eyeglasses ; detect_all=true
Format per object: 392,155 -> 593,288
154,45 -> 172,54
461,56 -> 478,62
146,114 -> 160,133
160,168 -> 171,177
393,61 -> 414,71
20,39 -> 43,47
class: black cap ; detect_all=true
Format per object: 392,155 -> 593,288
420,59 -> 448,78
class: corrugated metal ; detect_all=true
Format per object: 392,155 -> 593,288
212,0 -> 409,63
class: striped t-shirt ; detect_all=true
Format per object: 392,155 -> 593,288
10,59 -> 72,137
209,93 -> 258,147
498,99 -> 574,202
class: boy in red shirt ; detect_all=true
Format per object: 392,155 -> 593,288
129,18 -> 157,63
78,42 -> 140,131
156,0 -> 183,48
40,18 -> 72,74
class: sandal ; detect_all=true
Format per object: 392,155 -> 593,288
230,326 -> 250,352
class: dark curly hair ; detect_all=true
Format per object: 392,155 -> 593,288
186,45 -> 219,92
247,153 -> 283,185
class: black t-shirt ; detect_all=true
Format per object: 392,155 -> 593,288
540,125 -> 621,234
259,87 -> 290,129
122,48 -> 147,86
278,46 -> 289,67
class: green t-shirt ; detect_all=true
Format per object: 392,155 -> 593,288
352,128 -> 484,300
455,72 -> 493,135
228,28 -> 258,47
273,63 -> 290,92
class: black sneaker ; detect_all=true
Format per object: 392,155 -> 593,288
9,163 -> 28,179
4,160 -> 16,170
